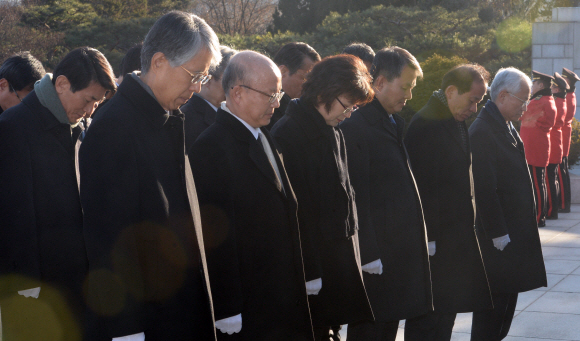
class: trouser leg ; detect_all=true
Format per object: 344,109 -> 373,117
471,292 -> 518,341
560,157 -> 571,212
530,165 -> 547,226
404,311 -> 456,341
546,163 -> 560,219
347,319 -> 399,341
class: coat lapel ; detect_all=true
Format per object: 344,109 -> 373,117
442,118 -> 470,159
249,132 -> 284,194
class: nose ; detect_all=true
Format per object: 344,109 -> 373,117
405,88 -> 413,100
470,102 -> 478,113
345,110 -> 352,119
85,102 -> 97,117
272,97 -> 281,109
191,81 -> 202,94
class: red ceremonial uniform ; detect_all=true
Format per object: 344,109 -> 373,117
550,95 -> 566,164
562,91 -> 576,157
520,94 -> 557,167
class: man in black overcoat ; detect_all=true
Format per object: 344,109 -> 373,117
182,46 -> 237,151
0,47 -> 115,341
469,67 -> 547,340
265,42 -> 320,130
189,51 -> 314,340
341,47 -> 432,341
404,64 -> 493,340
79,12 -> 221,341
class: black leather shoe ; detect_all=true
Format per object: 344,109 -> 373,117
538,221 -> 546,227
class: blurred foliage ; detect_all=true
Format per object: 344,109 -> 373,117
570,118 -> 580,166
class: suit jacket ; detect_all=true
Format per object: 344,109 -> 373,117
271,99 -> 373,326
469,100 -> 547,294
190,108 -> 314,340
404,95 -> 493,313
520,89 -> 557,167
0,91 -> 88,336
79,75 -> 214,340
341,98 -> 433,322
181,94 -> 217,153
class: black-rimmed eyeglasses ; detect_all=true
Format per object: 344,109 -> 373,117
9,83 -> 23,103
180,66 -> 212,85
236,85 -> 285,103
336,97 -> 358,115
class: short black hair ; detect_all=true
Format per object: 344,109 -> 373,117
273,42 -> 321,74
0,51 -> 45,92
119,43 -> 143,77
441,64 -> 490,95
52,47 -> 116,94
372,46 -> 422,82
301,54 -> 374,113
342,43 -> 375,65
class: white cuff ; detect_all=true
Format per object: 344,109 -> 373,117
305,278 -> 322,295
362,259 -> 383,275
215,314 -> 242,334
493,234 -> 511,251
17,287 -> 40,299
428,241 -> 436,256
112,332 -> 145,341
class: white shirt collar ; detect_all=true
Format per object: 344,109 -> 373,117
221,102 -> 261,140
203,98 -> 218,112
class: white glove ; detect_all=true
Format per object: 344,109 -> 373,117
18,287 -> 40,299
428,241 -> 436,256
215,314 -> 242,334
305,278 -> 322,295
493,234 -> 511,251
112,332 -> 145,341
362,259 -> 383,275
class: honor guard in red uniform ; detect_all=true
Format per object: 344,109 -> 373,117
559,68 -> 579,212
547,72 -> 569,219
520,71 -> 557,227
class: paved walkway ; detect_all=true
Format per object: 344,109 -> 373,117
341,203 -> 580,340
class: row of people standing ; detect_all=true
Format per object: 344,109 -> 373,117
0,10 -> 547,341
520,69 -> 579,227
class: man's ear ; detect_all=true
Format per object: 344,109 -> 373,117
150,52 -> 168,74
278,65 -> 290,78
373,74 -> 386,92
445,85 -> 457,100
0,78 -> 9,92
54,75 -> 71,94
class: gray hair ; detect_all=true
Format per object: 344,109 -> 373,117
141,11 -> 221,74
490,67 -> 532,102
221,57 -> 245,95
210,46 -> 237,79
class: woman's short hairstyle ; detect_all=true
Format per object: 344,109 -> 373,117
301,54 -> 374,113
52,47 -> 116,94
141,11 -> 221,74
490,67 -> 532,102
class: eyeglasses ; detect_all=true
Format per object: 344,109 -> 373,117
508,92 -> 530,110
237,85 -> 285,103
9,83 -> 22,103
336,97 -> 358,115
180,66 -> 212,85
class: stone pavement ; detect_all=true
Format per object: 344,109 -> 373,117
341,202 -> 580,340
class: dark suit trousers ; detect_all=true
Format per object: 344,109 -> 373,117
530,165 -> 547,225
471,292 -> 518,341
559,156 -> 571,212
347,320 -> 398,341
546,163 -> 560,219
404,311 -> 456,341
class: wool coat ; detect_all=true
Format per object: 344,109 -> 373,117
79,75 -> 215,341
0,92 -> 89,336
469,101 -> 547,294
340,98 -> 432,322
404,95 -> 493,314
563,90 -> 576,157
549,92 -> 566,164
271,99 -> 373,327
181,93 -> 217,153
520,89 -> 557,167
190,108 -> 314,340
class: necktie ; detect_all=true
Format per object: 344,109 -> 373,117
389,115 -> 397,128
258,132 -> 286,195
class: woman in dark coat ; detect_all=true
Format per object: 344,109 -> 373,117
469,68 -> 547,340
271,54 -> 374,340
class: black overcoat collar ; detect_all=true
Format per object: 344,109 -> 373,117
477,100 -> 524,153
360,97 -> 404,139
424,95 -> 471,158
190,94 -> 217,126
286,98 -> 336,142
118,75 -> 175,129
215,108 -> 285,195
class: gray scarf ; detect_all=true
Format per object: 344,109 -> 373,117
433,89 -> 449,108
34,74 -> 72,126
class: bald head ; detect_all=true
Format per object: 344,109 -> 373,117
222,51 -> 283,128
222,51 -> 281,95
